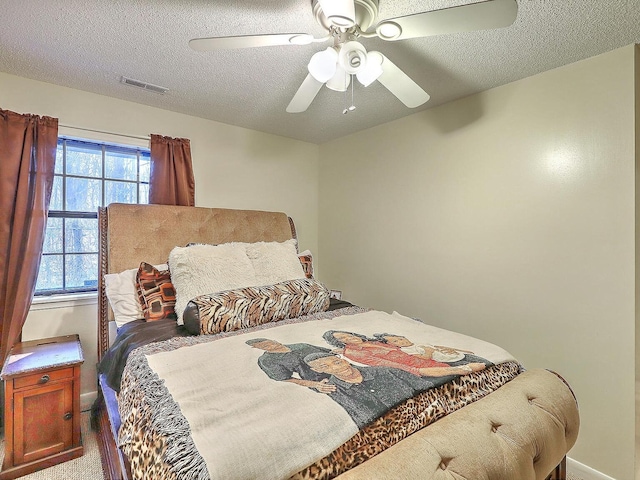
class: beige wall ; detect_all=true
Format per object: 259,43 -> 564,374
318,46 -> 636,479
0,72 -> 320,402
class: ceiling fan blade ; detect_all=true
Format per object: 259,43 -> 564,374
189,33 -> 316,51
375,0 -> 517,41
286,74 -> 325,113
375,53 -> 430,108
317,0 -> 356,27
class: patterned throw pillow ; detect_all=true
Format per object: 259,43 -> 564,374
183,278 -> 330,335
298,250 -> 314,279
136,262 -> 177,321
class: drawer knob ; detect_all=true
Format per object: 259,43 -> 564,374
39,374 -> 50,384
64,412 -> 73,421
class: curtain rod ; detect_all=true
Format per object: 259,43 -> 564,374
59,124 -> 150,142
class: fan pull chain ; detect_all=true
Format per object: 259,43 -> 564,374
343,74 -> 356,115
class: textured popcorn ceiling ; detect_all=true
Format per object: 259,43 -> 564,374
0,0 -> 638,144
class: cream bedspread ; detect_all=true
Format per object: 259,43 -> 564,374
139,310 -> 516,480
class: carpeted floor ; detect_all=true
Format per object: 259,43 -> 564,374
0,410 -> 105,480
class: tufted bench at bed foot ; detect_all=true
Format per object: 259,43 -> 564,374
336,368 -> 579,480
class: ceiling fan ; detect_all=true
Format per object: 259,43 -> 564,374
189,0 -> 518,113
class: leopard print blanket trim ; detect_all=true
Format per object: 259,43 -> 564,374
118,354 -> 207,480
117,306 -> 368,480
290,361 -> 523,480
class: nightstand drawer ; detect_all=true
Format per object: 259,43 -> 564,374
13,367 -> 74,390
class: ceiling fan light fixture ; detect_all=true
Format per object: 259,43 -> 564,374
308,47 -> 339,83
338,41 -> 368,75
326,65 -> 350,92
356,51 -> 383,86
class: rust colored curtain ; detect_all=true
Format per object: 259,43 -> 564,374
0,109 -> 58,364
149,134 -> 195,206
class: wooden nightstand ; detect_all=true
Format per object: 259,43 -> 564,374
0,335 -> 84,480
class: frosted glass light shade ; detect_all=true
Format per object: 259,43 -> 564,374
308,47 -> 338,83
356,51 -> 383,86
338,41 -> 368,75
326,65 -> 350,92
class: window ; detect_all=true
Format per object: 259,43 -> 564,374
35,137 -> 150,295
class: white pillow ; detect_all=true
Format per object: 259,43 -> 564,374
246,239 -> 306,286
104,263 -> 168,328
169,243 -> 258,325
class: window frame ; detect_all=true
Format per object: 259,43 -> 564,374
35,135 -> 150,296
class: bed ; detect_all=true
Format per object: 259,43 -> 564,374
92,203 -> 579,480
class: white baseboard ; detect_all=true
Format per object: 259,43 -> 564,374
81,390 -> 98,412
567,457 -> 616,480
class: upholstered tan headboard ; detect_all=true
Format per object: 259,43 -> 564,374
97,203 -> 296,361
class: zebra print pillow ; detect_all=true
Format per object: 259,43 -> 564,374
183,278 -> 330,335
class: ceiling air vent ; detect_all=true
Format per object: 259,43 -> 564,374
120,76 -> 169,95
